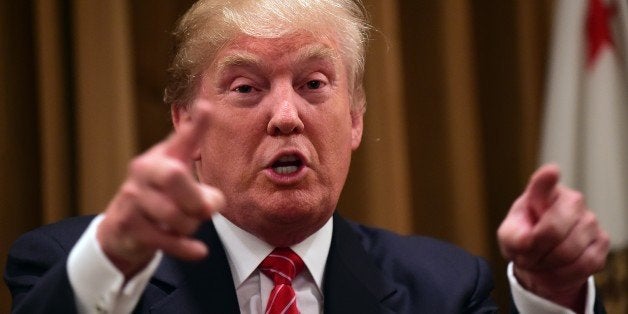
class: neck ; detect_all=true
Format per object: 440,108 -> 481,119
221,210 -> 333,247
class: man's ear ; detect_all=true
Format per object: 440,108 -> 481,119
171,103 -> 192,131
171,104 -> 202,160
350,106 -> 364,150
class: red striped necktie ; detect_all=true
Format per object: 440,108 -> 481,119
259,248 -> 305,314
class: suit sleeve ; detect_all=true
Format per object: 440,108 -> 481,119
464,256 -> 499,313
4,225 -> 79,314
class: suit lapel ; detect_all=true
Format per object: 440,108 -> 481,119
147,221 -> 240,313
323,214 -> 398,314
139,214 -> 398,313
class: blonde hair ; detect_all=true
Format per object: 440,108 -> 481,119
163,0 -> 370,110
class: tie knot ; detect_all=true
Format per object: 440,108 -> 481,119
260,248 -> 304,286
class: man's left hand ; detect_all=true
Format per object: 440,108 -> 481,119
497,164 -> 610,313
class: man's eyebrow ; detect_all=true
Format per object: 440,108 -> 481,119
214,53 -> 262,75
294,44 -> 338,65
213,44 -> 338,75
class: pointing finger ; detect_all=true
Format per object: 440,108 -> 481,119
526,164 -> 560,218
165,100 -> 212,161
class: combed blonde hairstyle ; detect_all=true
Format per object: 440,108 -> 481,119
163,0 -> 370,110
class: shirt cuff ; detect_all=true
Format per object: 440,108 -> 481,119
67,214 -> 163,314
507,262 -> 595,314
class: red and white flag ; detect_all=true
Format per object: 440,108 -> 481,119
540,0 -> 628,249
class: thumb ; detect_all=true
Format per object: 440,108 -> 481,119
199,184 -> 226,219
525,164 -> 560,219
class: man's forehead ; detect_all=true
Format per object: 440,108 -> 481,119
212,35 -> 341,73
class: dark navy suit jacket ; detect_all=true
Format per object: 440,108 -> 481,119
3,213 -> 605,313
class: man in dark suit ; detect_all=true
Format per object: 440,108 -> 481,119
5,0 -> 609,313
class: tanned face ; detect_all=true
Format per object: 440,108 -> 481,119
177,33 -> 363,246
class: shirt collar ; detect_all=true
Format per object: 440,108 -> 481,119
212,213 -> 333,292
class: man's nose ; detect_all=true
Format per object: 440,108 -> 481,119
266,87 -> 305,136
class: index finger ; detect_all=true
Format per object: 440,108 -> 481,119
165,100 -> 212,161
526,164 -> 560,218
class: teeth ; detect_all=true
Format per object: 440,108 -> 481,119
273,165 -> 298,174
271,154 -> 301,175
278,155 -> 298,162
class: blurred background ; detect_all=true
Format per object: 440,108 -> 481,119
1,0 -> 626,312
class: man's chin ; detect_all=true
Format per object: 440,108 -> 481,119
257,193 -> 333,223
256,206 -> 333,246
263,201 -> 325,223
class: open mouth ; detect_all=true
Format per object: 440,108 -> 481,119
270,154 -> 304,175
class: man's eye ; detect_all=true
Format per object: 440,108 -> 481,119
305,80 -> 323,90
234,85 -> 254,93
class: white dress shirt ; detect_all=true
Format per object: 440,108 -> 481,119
67,214 -> 596,314
67,215 -> 163,314
212,214 -> 331,313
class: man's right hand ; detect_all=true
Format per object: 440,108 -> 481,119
97,101 -> 225,277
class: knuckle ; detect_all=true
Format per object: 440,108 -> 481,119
161,161 -> 188,186
586,251 -> 606,274
597,233 -> 611,257
158,201 -> 179,222
497,228 -> 529,255
568,191 -> 586,209
582,242 -> 609,274
203,186 -> 226,208
555,199 -> 573,217
128,156 -> 151,176
570,190 -> 584,202
511,197 -> 526,211
119,182 -> 140,200
582,211 -> 598,228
